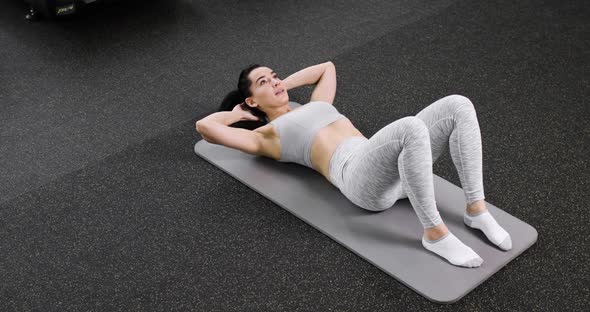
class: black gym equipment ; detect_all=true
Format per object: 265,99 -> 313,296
24,0 -> 99,20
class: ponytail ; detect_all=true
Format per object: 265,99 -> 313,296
218,64 -> 269,130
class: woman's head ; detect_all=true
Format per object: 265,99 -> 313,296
218,64 -> 289,130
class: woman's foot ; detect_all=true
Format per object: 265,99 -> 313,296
423,223 -> 483,268
466,199 -> 488,215
422,231 -> 483,268
464,200 -> 512,250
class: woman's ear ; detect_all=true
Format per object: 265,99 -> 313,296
245,97 -> 258,108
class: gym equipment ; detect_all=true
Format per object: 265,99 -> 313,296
193,101 -> 538,303
24,0 -> 99,20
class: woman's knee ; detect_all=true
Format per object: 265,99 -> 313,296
447,94 -> 476,114
400,116 -> 429,141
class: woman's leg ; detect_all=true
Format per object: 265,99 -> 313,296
415,94 -> 485,205
337,116 -> 442,228
415,94 -> 511,250
332,115 -> 483,267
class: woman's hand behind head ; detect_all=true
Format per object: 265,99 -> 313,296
232,103 -> 260,121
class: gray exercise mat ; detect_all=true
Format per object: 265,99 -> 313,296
193,109 -> 538,304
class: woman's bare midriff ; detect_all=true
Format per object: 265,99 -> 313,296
255,118 -> 367,182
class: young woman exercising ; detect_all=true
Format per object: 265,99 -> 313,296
196,62 -> 512,268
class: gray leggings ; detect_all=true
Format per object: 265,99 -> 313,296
328,94 -> 485,229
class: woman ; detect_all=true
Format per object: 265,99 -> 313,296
196,62 -> 512,268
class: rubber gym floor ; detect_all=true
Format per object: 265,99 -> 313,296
1,0 -> 588,310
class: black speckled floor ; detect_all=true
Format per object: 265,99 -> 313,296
1,0 -> 588,310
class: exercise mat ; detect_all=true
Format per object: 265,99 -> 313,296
193,103 -> 537,303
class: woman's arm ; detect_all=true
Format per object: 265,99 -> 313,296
197,111 -> 242,126
282,61 -> 334,91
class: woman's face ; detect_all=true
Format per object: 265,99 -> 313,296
246,66 -> 289,110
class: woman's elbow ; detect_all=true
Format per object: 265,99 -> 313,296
195,121 -> 211,142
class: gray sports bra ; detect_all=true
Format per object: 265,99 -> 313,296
269,101 -> 347,168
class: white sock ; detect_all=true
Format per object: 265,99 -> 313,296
422,232 -> 484,268
464,210 -> 512,250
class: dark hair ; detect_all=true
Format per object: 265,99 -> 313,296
218,64 -> 269,130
